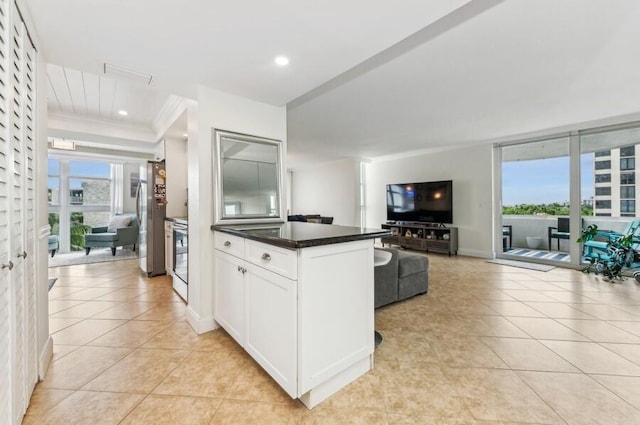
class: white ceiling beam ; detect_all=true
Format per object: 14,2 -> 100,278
48,112 -> 157,148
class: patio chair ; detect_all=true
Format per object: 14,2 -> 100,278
548,217 -> 570,251
582,220 -> 640,263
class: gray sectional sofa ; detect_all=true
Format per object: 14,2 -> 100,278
374,248 -> 429,308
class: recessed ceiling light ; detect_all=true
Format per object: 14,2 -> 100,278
274,56 -> 289,66
118,110 -> 128,116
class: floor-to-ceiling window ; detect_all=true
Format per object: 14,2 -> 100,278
580,126 -> 640,247
497,122 -> 640,268
500,136 -> 572,264
48,157 -> 113,252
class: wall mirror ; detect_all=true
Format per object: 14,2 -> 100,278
213,129 -> 284,224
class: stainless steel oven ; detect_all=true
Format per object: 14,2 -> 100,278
172,220 -> 188,301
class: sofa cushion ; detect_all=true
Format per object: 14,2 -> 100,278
107,215 -> 132,232
397,251 -> 428,277
85,233 -> 118,243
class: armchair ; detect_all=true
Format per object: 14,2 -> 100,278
84,214 -> 139,256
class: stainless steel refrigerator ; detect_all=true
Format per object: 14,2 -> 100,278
136,161 -> 166,276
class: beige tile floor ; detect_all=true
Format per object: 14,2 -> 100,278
24,255 -> 640,424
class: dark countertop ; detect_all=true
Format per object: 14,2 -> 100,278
211,222 -> 390,249
166,217 -> 188,225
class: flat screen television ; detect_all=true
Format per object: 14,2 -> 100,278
386,180 -> 453,224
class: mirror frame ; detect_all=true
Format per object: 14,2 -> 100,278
213,128 -> 286,225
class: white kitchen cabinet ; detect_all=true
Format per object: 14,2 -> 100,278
213,250 -> 245,346
213,236 -> 297,397
213,230 -> 374,408
245,262 -> 297,397
164,220 -> 173,275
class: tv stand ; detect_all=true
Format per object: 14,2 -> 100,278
381,223 -> 458,256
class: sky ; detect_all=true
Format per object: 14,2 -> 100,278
502,154 -> 594,205
48,159 -> 111,189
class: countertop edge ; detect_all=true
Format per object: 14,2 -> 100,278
211,224 -> 390,249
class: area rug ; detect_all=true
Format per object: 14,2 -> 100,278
505,248 -> 570,262
48,248 -> 137,268
48,278 -> 57,291
487,259 -> 555,272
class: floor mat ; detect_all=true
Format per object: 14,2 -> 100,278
487,259 -> 555,272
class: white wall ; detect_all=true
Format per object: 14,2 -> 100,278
366,144 -> 493,258
291,158 -> 360,226
165,136 -> 188,218
187,87 -> 286,333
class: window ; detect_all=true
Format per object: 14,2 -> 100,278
620,146 -> 635,157
595,174 -> 611,183
596,200 -> 612,209
596,213 -> 612,216
595,150 -> 611,157
621,200 -> 636,213
47,158 -> 115,251
595,160 -> 611,170
620,186 -> 635,199
595,187 -> 611,196
620,157 -> 635,170
621,173 -> 636,185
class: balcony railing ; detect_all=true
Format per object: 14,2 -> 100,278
502,215 -> 634,253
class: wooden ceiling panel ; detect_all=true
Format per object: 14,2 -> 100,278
64,67 -> 85,115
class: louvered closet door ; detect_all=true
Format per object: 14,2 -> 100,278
0,0 -> 12,423
9,6 -> 27,424
22,31 -> 37,404
0,2 -> 37,423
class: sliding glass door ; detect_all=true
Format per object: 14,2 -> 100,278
497,122 -> 640,268
500,137 -> 572,264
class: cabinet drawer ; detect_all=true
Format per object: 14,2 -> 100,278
245,240 -> 297,280
214,232 -> 245,258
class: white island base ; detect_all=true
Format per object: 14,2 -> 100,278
213,229 -> 377,409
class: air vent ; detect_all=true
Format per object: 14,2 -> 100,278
104,63 -> 153,85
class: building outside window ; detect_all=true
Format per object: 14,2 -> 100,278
595,174 -> 611,183
620,157 -> 635,170
621,200 -> 636,214
621,173 -> 636,185
595,187 -> 611,196
620,145 -> 635,157
595,150 -> 611,157
595,160 -> 611,170
596,200 -> 612,209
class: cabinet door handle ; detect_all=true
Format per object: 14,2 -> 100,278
237,265 -> 242,272
224,241 -> 231,247
2,261 -> 14,271
261,253 -> 271,261
242,267 -> 247,274
17,251 -> 27,259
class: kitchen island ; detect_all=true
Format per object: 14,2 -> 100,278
211,222 -> 389,409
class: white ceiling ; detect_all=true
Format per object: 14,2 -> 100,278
25,0 -> 640,167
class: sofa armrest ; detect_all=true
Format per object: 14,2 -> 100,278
92,226 -> 108,234
116,226 -> 139,246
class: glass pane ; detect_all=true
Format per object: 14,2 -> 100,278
48,158 -> 60,175
48,177 -> 60,206
580,126 -> 640,268
69,212 -> 91,251
48,213 -> 60,236
70,160 -> 110,177
501,137 -> 571,262
69,178 -> 111,206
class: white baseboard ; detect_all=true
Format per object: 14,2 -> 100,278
39,336 -> 53,379
457,248 -> 493,259
185,306 -> 218,334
